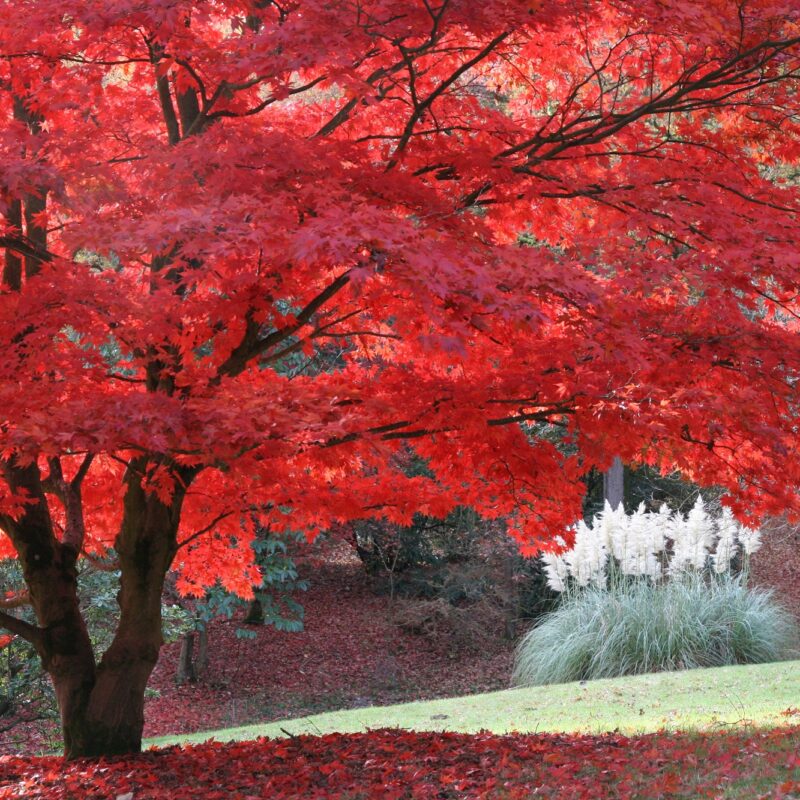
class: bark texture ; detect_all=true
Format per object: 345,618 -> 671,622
603,457 -> 625,510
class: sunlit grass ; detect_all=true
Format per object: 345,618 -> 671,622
148,657 -> 800,748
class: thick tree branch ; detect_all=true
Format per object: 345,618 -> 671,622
43,456 -> 90,554
72,454 -> 95,488
147,38 -> 181,146
0,234 -> 54,265
2,199 -> 22,290
81,552 -> 121,572
0,610 -> 42,647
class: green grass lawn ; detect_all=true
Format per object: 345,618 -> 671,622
149,657 -> 800,748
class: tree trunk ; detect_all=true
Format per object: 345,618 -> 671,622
55,592 -> 169,756
55,459 -> 190,758
60,648 -> 154,758
176,627 -> 208,685
176,631 -> 196,684
603,456 -> 625,510
54,525 -> 172,758
243,596 -> 265,625
195,628 -> 209,677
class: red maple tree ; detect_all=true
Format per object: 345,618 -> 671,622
2,0 -> 800,758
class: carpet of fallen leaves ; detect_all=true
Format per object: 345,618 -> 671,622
3,727 -> 800,799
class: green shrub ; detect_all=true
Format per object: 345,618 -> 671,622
514,554 -> 560,623
511,574 -> 798,686
350,506 -> 485,578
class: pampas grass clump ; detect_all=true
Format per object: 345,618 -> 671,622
512,573 -> 797,686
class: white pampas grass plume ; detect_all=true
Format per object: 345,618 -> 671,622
565,519 -> 607,588
739,524 -> 762,555
550,496 -> 756,593
541,551 -> 569,593
713,507 -> 739,573
621,503 -> 662,578
670,497 -> 714,573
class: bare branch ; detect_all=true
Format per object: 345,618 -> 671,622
321,403 -> 575,448
205,75 -> 327,123
217,270 -> 352,379
315,61 -> 409,137
177,510 -> 235,549
387,30 -> 510,168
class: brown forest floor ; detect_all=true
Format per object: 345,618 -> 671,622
143,546 -> 514,739
750,521 -> 800,621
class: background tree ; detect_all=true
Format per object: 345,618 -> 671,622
2,0 -> 800,757
604,458 -> 625,512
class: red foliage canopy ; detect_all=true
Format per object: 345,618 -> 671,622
2,0 -> 800,597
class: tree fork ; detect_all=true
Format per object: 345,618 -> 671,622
62,460 -> 194,757
61,482 -> 190,757
0,453 -> 195,757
